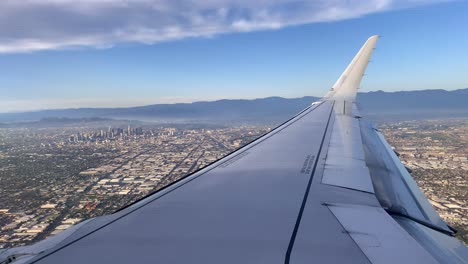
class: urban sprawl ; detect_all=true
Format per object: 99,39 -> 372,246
0,119 -> 466,247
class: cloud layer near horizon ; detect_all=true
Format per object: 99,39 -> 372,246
0,0 -> 448,53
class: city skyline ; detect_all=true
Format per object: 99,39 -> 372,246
0,1 -> 467,112
1,119 -> 466,247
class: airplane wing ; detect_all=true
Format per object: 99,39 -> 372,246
1,35 -> 467,264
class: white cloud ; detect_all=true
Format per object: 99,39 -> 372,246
0,0 -> 449,53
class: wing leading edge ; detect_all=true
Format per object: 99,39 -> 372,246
1,36 -> 467,264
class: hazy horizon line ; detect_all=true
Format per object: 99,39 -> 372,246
1,87 -> 466,114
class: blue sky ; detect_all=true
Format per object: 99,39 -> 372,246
0,0 -> 467,112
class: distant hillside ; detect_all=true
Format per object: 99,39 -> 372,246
357,88 -> 468,112
0,88 -> 467,124
0,96 -> 319,124
356,88 -> 468,121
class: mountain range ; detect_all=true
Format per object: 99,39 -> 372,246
1,88 -> 467,124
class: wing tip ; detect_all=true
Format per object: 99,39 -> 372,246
367,35 -> 380,46
326,35 -> 379,101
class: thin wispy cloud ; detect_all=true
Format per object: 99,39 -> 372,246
0,0 -> 449,53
